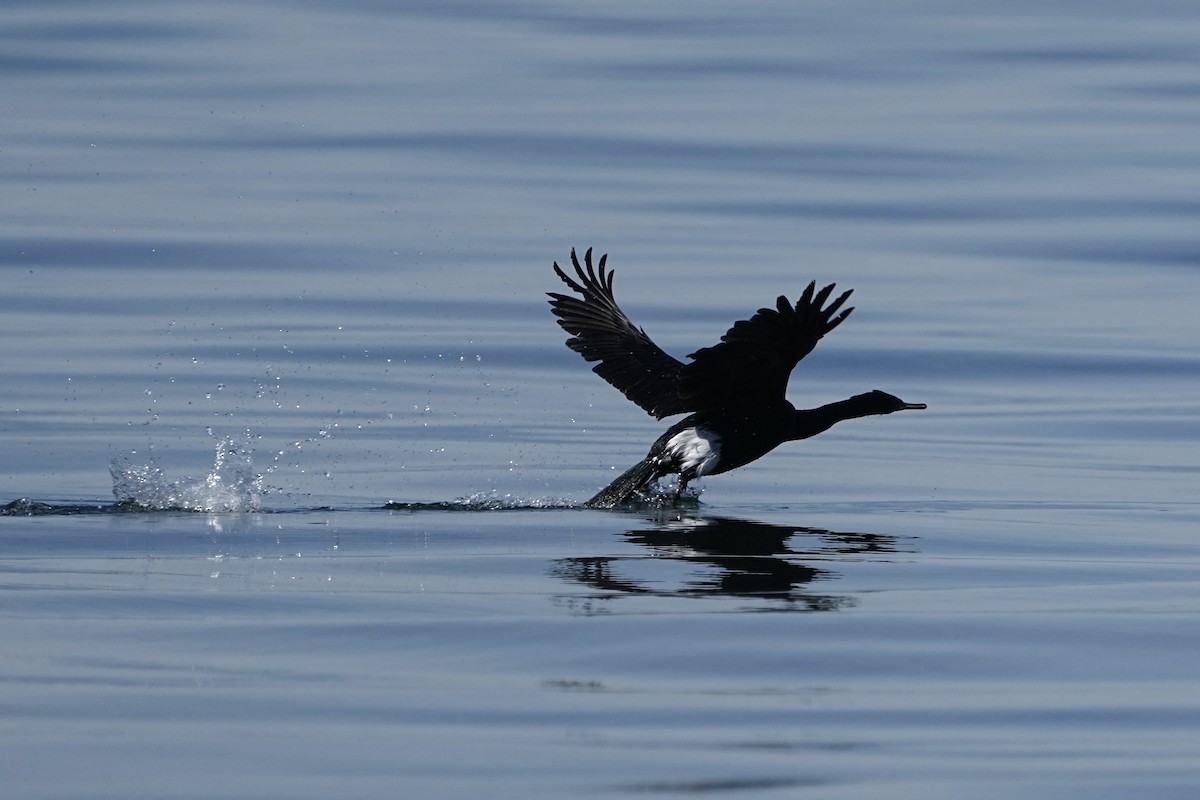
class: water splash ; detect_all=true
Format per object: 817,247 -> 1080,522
109,435 -> 264,512
629,481 -> 704,510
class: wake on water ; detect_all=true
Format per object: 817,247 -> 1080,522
3,430 -> 582,515
100,430 -> 701,512
3,430 -> 700,515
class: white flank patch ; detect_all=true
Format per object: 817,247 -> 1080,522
665,426 -> 722,478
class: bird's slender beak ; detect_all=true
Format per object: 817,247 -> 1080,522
902,402 -> 927,410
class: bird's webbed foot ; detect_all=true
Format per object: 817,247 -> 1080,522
671,475 -> 691,505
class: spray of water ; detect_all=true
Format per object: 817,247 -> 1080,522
110,434 -> 264,512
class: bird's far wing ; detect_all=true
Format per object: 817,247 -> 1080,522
548,248 -> 688,419
679,281 -> 854,411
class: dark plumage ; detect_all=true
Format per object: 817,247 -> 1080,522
549,247 -> 925,508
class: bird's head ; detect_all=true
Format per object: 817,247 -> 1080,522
857,390 -> 927,416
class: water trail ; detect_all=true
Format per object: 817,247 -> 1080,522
383,491 -> 578,511
380,485 -> 699,512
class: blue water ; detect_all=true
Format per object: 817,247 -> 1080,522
3,2 -> 1199,797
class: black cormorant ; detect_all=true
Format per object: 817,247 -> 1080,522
548,248 -> 925,508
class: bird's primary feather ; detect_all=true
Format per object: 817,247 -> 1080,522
547,247 -> 687,419
679,280 -> 853,412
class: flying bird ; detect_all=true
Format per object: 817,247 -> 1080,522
548,247 -> 925,508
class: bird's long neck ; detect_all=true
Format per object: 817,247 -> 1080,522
789,394 -> 879,441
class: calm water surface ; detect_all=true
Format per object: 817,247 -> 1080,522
2,2 -> 1199,798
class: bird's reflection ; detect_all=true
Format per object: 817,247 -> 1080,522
551,512 -> 907,614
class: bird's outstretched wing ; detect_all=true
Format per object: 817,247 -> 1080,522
679,281 -> 854,411
548,248 -> 688,419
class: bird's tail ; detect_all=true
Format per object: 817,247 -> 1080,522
585,458 -> 659,509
